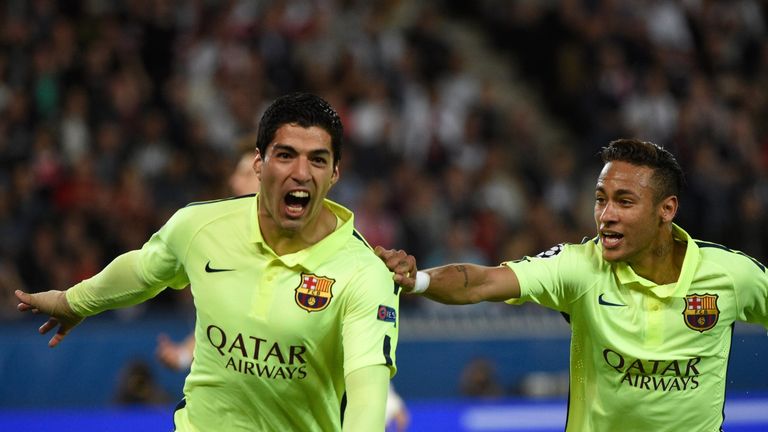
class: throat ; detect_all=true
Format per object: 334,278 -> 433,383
264,207 -> 339,256
633,240 -> 686,285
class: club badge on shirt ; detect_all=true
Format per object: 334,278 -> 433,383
683,293 -> 719,332
295,273 -> 335,313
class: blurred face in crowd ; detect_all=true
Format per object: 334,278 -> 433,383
594,161 -> 676,266
255,124 -> 339,236
229,153 -> 260,196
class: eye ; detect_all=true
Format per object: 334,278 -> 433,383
311,156 -> 329,166
595,196 -> 606,205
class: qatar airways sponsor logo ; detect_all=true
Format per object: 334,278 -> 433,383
207,324 -> 308,379
603,348 -> 701,391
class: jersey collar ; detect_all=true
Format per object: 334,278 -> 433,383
613,224 -> 699,298
249,195 -> 354,268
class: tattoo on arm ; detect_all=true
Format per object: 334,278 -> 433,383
455,265 -> 468,289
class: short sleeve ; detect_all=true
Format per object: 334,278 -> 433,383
341,260 -> 399,378
732,255 -> 768,328
503,243 -> 586,313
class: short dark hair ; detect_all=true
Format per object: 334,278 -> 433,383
256,92 -> 343,165
600,138 -> 684,201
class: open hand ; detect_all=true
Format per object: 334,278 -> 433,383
374,246 -> 418,292
15,290 -> 83,347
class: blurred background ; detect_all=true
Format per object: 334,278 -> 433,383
1,0 -> 767,430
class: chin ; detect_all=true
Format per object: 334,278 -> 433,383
602,250 -> 623,262
279,219 -> 304,232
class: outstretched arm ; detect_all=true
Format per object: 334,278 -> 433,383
16,249 -> 167,347
375,246 -> 521,304
15,289 -> 83,348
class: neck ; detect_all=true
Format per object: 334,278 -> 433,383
631,229 -> 685,285
259,207 -> 337,256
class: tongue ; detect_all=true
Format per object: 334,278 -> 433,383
286,203 -> 305,217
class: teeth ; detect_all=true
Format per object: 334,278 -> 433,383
289,191 -> 309,198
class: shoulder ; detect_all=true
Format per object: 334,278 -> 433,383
162,195 -> 254,236
505,237 -> 606,281
527,237 -> 602,264
345,229 -> 390,271
182,194 -> 255,212
174,194 -> 253,220
326,229 -> 392,286
695,240 -> 766,275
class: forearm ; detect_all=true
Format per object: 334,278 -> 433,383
342,365 -> 389,432
66,250 -> 166,316
420,263 -> 520,304
418,264 -> 488,304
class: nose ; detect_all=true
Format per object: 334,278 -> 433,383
598,201 -> 617,223
291,156 -> 312,183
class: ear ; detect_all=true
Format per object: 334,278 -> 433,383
329,163 -> 340,188
659,195 -> 678,223
253,150 -> 262,180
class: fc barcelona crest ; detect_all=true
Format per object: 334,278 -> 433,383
683,294 -> 719,332
295,273 -> 335,313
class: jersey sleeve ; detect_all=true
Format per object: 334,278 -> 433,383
65,210 -> 191,316
341,259 -> 399,378
136,227 -> 190,290
731,254 -> 768,328
503,243 -> 586,313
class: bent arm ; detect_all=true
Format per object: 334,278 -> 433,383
66,250 -> 167,316
420,264 -> 520,304
342,365 -> 390,432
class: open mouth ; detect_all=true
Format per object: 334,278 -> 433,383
601,231 -> 623,248
285,190 -> 311,217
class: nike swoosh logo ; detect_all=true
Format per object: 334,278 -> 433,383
598,293 -> 626,307
205,261 -> 235,273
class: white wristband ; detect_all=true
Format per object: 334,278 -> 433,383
412,271 -> 430,294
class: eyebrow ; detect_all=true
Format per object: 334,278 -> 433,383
595,185 -> 639,197
271,143 -> 332,158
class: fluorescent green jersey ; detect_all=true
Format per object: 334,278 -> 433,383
505,224 -> 768,432
120,196 -> 397,431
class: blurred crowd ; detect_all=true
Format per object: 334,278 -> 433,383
0,0 -> 766,319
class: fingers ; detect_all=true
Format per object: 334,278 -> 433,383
15,290 -> 33,312
373,247 -> 420,291
375,248 -> 416,272
39,318 -> 58,335
18,290 -> 82,347
49,331 -> 68,348
42,319 -> 70,348
393,273 -> 417,290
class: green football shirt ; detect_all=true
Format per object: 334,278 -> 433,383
116,196 -> 398,431
505,224 -> 768,432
